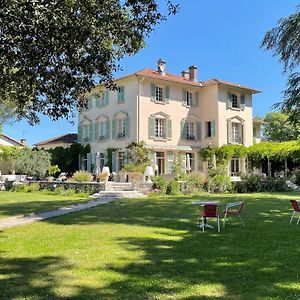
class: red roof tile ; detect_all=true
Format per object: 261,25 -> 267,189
0,134 -> 25,147
34,133 -> 77,146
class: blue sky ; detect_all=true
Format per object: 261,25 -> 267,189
4,0 -> 299,145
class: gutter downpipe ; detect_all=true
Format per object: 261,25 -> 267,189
136,75 -> 145,142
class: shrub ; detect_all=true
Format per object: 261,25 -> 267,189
166,178 -> 181,195
96,172 -> 109,182
26,183 -> 40,192
122,163 -> 147,173
48,165 -> 61,176
152,176 -> 167,193
72,171 -> 93,182
292,169 -> 300,185
183,172 -> 206,194
11,182 -> 26,192
207,175 -> 232,193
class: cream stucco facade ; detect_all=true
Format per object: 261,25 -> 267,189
78,62 -> 261,176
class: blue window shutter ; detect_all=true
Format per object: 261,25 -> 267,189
125,116 -> 130,138
87,153 -> 92,172
94,123 -> 99,142
112,151 -> 117,172
195,92 -> 199,107
78,125 -> 83,143
165,86 -> 170,103
167,119 -> 172,139
117,88 -> 121,103
227,92 -> 232,109
105,90 -> 109,106
151,84 -> 156,101
89,123 -> 94,143
211,121 -> 216,137
87,96 -> 93,110
112,119 -> 116,139
240,95 -> 245,110
96,95 -> 100,108
167,151 -> 174,174
148,116 -> 155,139
196,122 -> 201,140
106,119 -> 110,139
182,89 -> 187,106
121,86 -> 125,102
180,120 -> 186,140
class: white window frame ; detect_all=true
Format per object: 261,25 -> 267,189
155,86 -> 164,102
232,122 -> 242,144
155,118 -> 166,139
186,122 -> 195,140
186,91 -> 193,107
117,118 -> 126,138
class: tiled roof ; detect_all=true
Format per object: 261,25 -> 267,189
34,133 -> 77,146
0,134 -> 25,147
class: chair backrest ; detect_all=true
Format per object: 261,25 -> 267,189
290,200 -> 300,212
238,201 -> 245,213
203,204 -> 218,217
226,201 -> 244,213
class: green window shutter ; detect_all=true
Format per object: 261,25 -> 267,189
118,86 -> 125,103
227,92 -> 232,109
240,95 -> 245,110
105,90 -> 109,106
196,122 -> 201,141
94,123 -> 99,142
87,96 -> 93,110
148,116 -> 155,139
242,123 -> 245,145
112,119 -> 116,139
112,151 -> 117,172
87,153 -> 92,172
89,123 -> 94,143
182,89 -> 187,106
211,121 -> 216,137
96,95 -> 101,108
121,86 -> 125,102
167,151 -> 174,174
167,119 -> 172,139
78,125 -> 83,143
227,119 -> 232,144
117,88 -> 121,103
180,120 -> 186,140
151,83 -> 156,101
165,86 -> 170,103
125,116 -> 130,138
195,92 -> 199,107
106,119 -> 110,139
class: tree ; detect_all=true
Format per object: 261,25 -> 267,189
261,5 -> 300,124
0,1 -> 178,124
262,112 -> 300,142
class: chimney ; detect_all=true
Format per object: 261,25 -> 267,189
181,70 -> 189,79
20,139 -> 27,146
157,58 -> 166,75
188,65 -> 198,82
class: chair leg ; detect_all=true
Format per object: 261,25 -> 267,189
290,211 -> 295,223
202,216 -> 205,232
223,212 -> 227,227
217,217 -> 220,232
239,214 -> 245,228
297,214 -> 300,225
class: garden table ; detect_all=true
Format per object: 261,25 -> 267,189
192,201 -> 219,229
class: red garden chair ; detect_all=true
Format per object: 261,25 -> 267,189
223,201 -> 245,228
290,200 -> 300,224
200,204 -> 220,232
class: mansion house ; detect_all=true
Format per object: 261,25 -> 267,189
78,59 -> 261,176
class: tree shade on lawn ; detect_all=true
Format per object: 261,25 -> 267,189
0,192 -> 299,299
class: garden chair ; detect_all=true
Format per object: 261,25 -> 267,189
223,201 -> 245,228
200,204 -> 220,232
290,200 -> 300,224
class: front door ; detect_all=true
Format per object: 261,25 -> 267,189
156,152 -> 165,174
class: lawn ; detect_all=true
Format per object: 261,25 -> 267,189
0,191 -> 91,219
0,192 -> 299,299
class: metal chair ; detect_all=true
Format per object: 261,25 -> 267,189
290,200 -> 300,224
223,201 -> 245,228
200,204 -> 220,232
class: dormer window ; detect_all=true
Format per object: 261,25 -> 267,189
231,93 -> 238,108
151,84 -> 170,103
227,92 -> 246,110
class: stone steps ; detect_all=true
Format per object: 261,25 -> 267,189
91,190 -> 145,199
104,182 -> 134,191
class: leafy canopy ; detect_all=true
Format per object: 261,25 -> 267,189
0,0 -> 178,124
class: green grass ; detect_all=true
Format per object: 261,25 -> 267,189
0,191 -> 90,219
0,192 -> 300,299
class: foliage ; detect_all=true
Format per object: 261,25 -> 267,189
126,141 -> 151,166
199,145 -> 217,161
122,163 -> 147,173
207,175 -> 232,193
48,144 -> 90,174
11,148 -> 51,178
166,178 -> 181,195
96,172 -> 109,182
183,172 -> 206,194
207,164 -> 228,178
11,182 -> 40,193
261,6 -> 300,125
47,165 -> 61,177
72,171 -> 93,182
262,112 -> 300,141
0,1 -> 178,123
172,153 -> 185,180
291,168 -> 300,186
152,175 -> 167,193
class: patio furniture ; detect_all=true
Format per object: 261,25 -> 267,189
290,200 -> 300,224
223,201 -> 245,228
199,203 -> 220,232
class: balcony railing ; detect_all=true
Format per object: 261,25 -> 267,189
83,137 -> 89,143
117,132 -> 126,138
99,135 -> 105,140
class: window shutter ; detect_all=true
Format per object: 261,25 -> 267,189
112,151 -> 117,172
151,84 -> 156,101
112,119 -> 116,139
180,120 -> 186,140
194,92 -> 199,107
117,88 -> 121,103
89,123 -> 94,143
87,153 -> 92,172
88,96 -> 93,110
182,89 -> 187,106
167,119 -> 172,139
106,119 -> 110,139
165,86 -> 170,103
78,125 -> 83,143
167,151 -> 174,174
240,95 -> 245,110
197,153 -> 203,172
196,122 -> 201,141
180,153 -> 186,170
148,116 -> 155,139
94,123 -> 99,142
96,95 -> 101,108
125,116 -> 130,138
105,90 -> 109,106
211,121 -> 216,137
242,123 -> 245,145
227,92 -> 232,109
227,119 -> 232,144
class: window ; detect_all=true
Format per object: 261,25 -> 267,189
231,158 -> 240,176
155,118 -> 166,138
117,151 -> 125,171
117,118 -> 126,138
99,122 -> 106,140
186,122 -> 195,140
232,123 -> 242,144
155,86 -> 164,102
100,153 -> 105,171
156,152 -> 165,174
186,153 -> 195,172
83,125 -> 89,142
231,93 -> 239,108
205,121 -> 215,138
186,91 -> 193,107
117,86 -> 125,103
